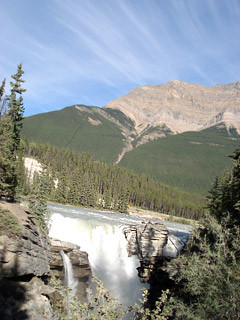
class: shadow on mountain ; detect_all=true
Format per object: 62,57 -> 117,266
0,244 -> 29,320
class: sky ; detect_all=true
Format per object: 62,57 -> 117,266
0,0 -> 240,117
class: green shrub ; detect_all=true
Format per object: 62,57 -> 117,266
0,208 -> 22,237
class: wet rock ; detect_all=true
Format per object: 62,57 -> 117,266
49,237 -> 92,301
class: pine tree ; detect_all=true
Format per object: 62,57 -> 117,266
0,64 -> 26,200
29,166 -> 50,231
8,63 -> 26,152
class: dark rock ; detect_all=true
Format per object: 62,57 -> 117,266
0,204 -> 50,278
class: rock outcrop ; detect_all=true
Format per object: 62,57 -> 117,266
50,238 -> 92,301
123,221 -> 168,260
0,202 -> 50,278
0,201 -> 92,319
124,220 -> 184,309
123,221 -> 183,283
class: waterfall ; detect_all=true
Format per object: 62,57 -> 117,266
48,203 -> 192,309
60,250 -> 78,295
49,210 -> 149,307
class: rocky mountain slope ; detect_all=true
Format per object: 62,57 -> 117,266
105,80 -> 240,160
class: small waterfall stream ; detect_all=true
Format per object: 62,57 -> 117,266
60,250 -> 78,295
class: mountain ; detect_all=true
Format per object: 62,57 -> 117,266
105,80 -> 240,160
22,80 -> 240,195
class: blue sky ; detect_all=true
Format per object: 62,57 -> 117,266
1,0 -> 239,116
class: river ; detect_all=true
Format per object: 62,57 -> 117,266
48,203 -> 192,307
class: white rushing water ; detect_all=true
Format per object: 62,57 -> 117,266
60,250 -> 78,295
48,203 -> 192,307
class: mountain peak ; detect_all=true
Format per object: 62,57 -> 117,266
105,80 -> 240,138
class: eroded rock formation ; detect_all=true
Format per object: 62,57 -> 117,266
123,221 -> 168,260
124,220 -> 184,308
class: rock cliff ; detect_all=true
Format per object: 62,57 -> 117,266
123,221 -> 183,283
123,221 -> 185,308
123,221 -> 169,260
106,80 -> 240,136
50,238 -> 91,301
0,201 -> 50,278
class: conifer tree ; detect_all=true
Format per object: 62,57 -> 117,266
29,166 -> 50,231
8,63 -> 26,152
0,64 -> 26,199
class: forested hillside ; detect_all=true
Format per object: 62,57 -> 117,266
120,123 -> 240,195
22,141 -> 205,220
22,105 -> 126,163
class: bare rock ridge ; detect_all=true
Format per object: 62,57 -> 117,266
104,80 -> 240,161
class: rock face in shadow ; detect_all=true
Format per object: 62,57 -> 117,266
0,202 -> 50,278
0,202 -> 53,319
49,238 -> 92,301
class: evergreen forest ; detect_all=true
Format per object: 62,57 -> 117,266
22,140 -> 205,220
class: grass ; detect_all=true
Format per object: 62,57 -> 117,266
0,208 -> 22,237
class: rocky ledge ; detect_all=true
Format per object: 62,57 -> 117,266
50,238 -> 91,301
0,202 -> 50,278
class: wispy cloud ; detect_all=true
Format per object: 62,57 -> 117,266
0,0 -> 239,115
